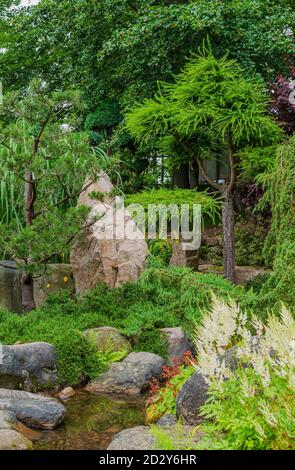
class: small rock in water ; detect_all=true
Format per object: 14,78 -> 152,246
57,387 -> 76,401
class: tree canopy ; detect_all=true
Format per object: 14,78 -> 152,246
1,0 -> 294,110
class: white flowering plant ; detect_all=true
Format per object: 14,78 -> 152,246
194,298 -> 295,450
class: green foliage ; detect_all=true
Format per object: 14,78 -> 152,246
0,266 -> 252,384
152,300 -> 295,451
238,145 -> 278,181
257,137 -> 295,313
200,221 -> 268,267
126,188 -> 221,226
2,0 -> 294,110
126,52 -> 281,159
146,365 -> 195,423
197,369 -> 295,450
148,239 -> 173,267
97,0 -> 295,107
0,79 -> 109,279
235,221 -> 267,267
134,329 -> 168,359
244,274 -> 272,294
85,100 -> 121,131
194,300 -> 295,450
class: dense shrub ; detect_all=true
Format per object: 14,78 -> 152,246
200,221 -> 268,267
235,221 -> 267,267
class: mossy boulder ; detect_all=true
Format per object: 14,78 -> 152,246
83,327 -> 131,354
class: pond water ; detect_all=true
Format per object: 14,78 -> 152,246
32,391 -> 146,450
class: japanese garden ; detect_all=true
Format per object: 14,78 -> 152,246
0,0 -> 294,453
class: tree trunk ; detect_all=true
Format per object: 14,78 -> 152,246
172,164 -> 190,188
222,191 -> 236,283
21,273 -> 36,313
23,170 -> 36,312
24,170 -> 35,225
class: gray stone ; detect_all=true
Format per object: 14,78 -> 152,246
85,352 -> 165,396
0,410 -> 32,450
0,429 -> 31,450
9,342 -> 58,390
170,243 -> 199,270
157,414 -> 177,427
5,399 -> 65,430
160,327 -> 192,365
83,327 -> 131,354
0,345 -> 22,389
0,261 -> 22,313
0,388 -> 47,401
108,426 -> 154,450
11,342 -> 56,374
70,173 -> 148,294
33,264 -> 74,307
175,345 -> 242,425
108,424 -> 202,450
176,371 -> 208,425
0,388 -> 66,430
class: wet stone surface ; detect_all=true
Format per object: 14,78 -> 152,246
32,391 -> 145,450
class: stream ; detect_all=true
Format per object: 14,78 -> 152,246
31,391 -> 146,450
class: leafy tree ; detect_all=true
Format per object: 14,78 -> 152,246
1,0 -> 294,108
126,52 -> 281,282
96,0 -> 295,107
1,1 -> 293,189
0,80 -> 103,312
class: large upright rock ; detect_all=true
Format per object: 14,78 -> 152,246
71,173 -> 148,293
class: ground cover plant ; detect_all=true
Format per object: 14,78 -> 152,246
0,266 -> 251,386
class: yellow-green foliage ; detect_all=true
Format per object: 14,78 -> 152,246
257,137 -> 295,313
